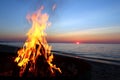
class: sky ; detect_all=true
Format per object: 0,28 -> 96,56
0,0 -> 120,43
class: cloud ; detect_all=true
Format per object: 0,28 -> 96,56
47,26 -> 120,43
55,26 -> 120,36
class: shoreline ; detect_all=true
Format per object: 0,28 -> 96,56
53,51 -> 120,80
53,50 -> 120,66
0,44 -> 120,80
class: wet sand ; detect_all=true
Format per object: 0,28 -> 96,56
0,44 -> 120,80
54,52 -> 120,80
87,59 -> 120,80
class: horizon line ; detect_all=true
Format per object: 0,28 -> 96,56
0,40 -> 120,44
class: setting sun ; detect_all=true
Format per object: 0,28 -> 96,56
76,42 -> 80,44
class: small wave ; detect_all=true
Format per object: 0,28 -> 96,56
52,50 -> 120,66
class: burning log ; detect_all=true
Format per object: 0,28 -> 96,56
34,44 -> 61,77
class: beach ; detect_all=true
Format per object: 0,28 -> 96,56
87,60 -> 120,80
0,44 -> 120,80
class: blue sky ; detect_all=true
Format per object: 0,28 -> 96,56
0,0 -> 120,43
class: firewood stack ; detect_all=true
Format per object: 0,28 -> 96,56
12,43 -> 61,77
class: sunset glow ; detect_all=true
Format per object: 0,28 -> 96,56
0,0 -> 120,44
76,42 -> 80,44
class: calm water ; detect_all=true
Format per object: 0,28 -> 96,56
0,42 -> 120,65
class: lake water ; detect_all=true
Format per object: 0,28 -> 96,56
0,42 -> 120,65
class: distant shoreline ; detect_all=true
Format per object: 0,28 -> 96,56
0,41 -> 120,44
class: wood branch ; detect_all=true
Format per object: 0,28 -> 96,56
22,60 -> 31,77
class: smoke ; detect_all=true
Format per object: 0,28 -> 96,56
34,0 -> 64,22
52,4 -> 56,11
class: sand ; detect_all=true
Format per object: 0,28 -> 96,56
87,60 -> 120,80
0,44 -> 120,80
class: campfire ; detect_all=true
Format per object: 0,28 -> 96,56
14,6 -> 61,77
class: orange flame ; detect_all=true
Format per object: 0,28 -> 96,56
14,6 -> 61,77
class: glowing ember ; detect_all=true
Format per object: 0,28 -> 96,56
14,6 -> 61,77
